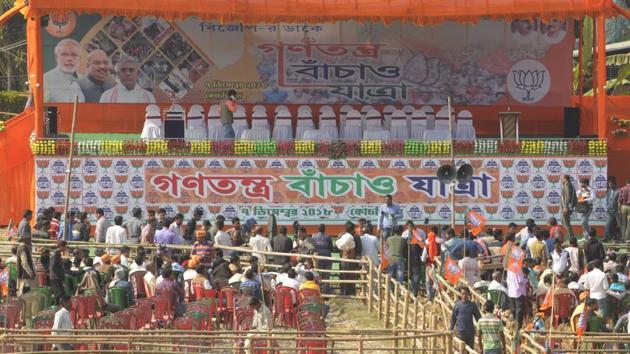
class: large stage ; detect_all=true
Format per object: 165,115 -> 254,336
32,138 -> 608,226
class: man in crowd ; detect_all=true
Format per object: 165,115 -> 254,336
577,178 -> 595,237
44,38 -> 85,103
561,175 -> 577,238
584,228 -> 605,263
16,234 -> 35,295
386,226 -> 407,284
378,194 -> 402,240
450,287 -> 481,348
311,224 -> 333,293
185,208 -> 204,243
155,218 -> 177,245
477,300 -> 505,354
50,240 -> 67,304
584,259 -> 609,318
124,208 -> 143,244
105,216 -> 127,252
100,56 -> 156,103
51,295 -> 74,351
169,213 -> 185,245
605,177 -> 620,241
77,49 -> 116,102
95,208 -> 110,243
360,224 -> 380,267
619,177 -> 630,242
249,226 -> 271,265
17,209 -> 32,240
272,226 -> 293,265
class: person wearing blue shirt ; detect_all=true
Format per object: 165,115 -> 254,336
378,194 -> 403,240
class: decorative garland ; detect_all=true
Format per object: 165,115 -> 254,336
29,138 -> 608,157
610,117 -> 630,137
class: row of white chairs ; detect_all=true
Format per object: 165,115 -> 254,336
140,104 -> 476,141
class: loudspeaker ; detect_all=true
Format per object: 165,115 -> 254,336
437,165 -> 456,184
456,164 -> 474,184
564,107 -> 580,138
164,120 -> 185,139
40,15 -> 49,27
45,106 -> 58,136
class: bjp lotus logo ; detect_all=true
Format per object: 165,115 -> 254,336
507,59 -> 550,104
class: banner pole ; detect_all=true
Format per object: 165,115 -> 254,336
63,96 -> 79,233
447,96 -> 455,230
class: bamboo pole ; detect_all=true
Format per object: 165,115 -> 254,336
384,274 -> 391,328
62,95 -> 79,228
393,280 -> 400,328
377,267 -> 383,320
367,258 -> 373,313
403,289 -> 410,329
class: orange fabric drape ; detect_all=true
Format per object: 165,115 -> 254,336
26,0 -> 618,24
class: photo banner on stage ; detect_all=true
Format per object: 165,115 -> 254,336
34,156 -> 608,225
42,14 -> 573,106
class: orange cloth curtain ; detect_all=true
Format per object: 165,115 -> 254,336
26,0 -> 618,24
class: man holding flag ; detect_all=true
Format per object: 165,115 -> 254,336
402,220 -> 424,296
504,231 -> 528,330
422,226 -> 441,301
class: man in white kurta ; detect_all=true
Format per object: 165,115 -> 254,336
100,56 -> 156,103
44,38 -> 85,103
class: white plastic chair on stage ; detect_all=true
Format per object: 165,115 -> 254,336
456,110 -> 476,141
339,104 -> 354,134
364,129 -> 391,141
319,105 -> 334,115
419,105 -> 435,130
141,104 -> 163,139
252,105 -> 267,115
302,129 -> 326,142
207,104 -> 222,140
297,105 -> 312,116
382,105 -> 396,130
233,105 -> 248,139
165,104 -> 185,120
185,104 -> 207,140
251,110 -> 270,131
295,110 -> 315,140
319,110 -> 339,140
364,109 -> 383,129
342,110 -> 362,140
389,109 -> 409,140
423,106 -> 450,141
275,105 -> 289,116
240,128 -> 270,140
272,109 -> 293,140
410,109 -> 427,140
402,105 -> 415,118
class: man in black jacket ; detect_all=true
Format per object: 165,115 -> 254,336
584,228 -> 606,263
272,226 -> 293,265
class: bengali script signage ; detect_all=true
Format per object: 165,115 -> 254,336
34,156 -> 607,225
42,14 -> 572,105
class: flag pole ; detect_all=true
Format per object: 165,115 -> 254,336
547,274 -> 556,350
63,95 -> 79,234
447,96 -> 455,230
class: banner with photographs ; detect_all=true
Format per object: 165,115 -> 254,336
34,156 -> 607,226
42,13 -> 573,105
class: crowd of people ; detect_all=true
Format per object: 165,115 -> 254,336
2,177 -> 629,352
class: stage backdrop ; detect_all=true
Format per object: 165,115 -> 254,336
42,13 -> 573,106
34,157 -> 607,226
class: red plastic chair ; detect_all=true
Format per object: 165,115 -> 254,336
219,287 -> 238,328
116,310 -> 139,330
194,284 -> 218,299
98,315 -> 123,329
0,303 -> 23,329
153,295 -> 174,327
553,293 -> 577,327
274,287 -> 297,328
129,270 -> 148,299
173,316 -> 199,330
36,271 -> 49,287
234,306 -> 254,331
297,289 -> 321,304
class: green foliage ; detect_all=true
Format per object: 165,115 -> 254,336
0,91 -> 28,120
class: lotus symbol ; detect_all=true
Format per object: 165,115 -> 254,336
512,69 -> 545,102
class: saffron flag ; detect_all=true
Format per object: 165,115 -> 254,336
576,304 -> 588,336
466,210 -> 487,236
409,229 -> 424,246
443,256 -> 463,285
380,242 -> 389,271
505,245 -> 525,273
540,286 -> 554,310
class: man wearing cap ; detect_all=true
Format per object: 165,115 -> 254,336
183,257 -> 200,299
96,253 -> 115,281
16,234 -> 36,296
191,230 -> 214,265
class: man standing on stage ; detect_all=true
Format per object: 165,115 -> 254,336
605,177 -> 620,241
618,177 -> 630,242
561,175 -> 577,238
220,89 -> 238,140
378,194 -> 402,240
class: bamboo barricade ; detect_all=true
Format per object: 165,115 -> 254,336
0,328 -> 455,353
522,330 -> 630,352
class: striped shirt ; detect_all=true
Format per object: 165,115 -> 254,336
619,184 -> 630,205
476,314 -> 503,351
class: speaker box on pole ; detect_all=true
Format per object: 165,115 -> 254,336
564,107 -> 580,138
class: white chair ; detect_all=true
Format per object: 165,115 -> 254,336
275,105 -> 289,116
410,110 -> 427,140
233,105 -> 248,139
360,105 -> 376,117
240,128 -> 270,140
382,105 -> 397,130
318,110 -> 339,140
423,106 -> 451,141
251,110 -> 270,131
302,129 -> 324,142
207,104 -> 222,140
419,105 -> 435,130
185,104 -> 207,140
252,105 -> 267,114
297,105 -> 312,116
342,110 -> 362,140
295,110 -> 315,140
165,104 -> 185,120
456,110 -> 476,141
319,105 -> 334,115
272,109 -> 293,140
389,109 -> 409,140
364,110 -> 383,129
141,104 -> 163,139
402,105 -> 415,118
363,129 -> 391,141
339,104 -> 354,134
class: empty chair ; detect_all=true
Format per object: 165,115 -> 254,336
364,110 -> 383,129
318,110 -> 339,140
207,104 -> 222,140
360,105 -> 376,117
272,109 -> 293,140
342,110 -> 362,140
456,110 -> 476,141
419,105 -> 435,130
185,104 -> 207,140
364,129 -> 391,141
423,106 -> 451,141
389,109 -> 409,140
295,110 -> 315,140
410,110 -> 427,140
252,105 -> 267,114
141,104 -> 162,139
275,105 -> 289,116
319,105 -> 334,115
233,105 -> 248,139
297,105 -> 312,116
240,128 -> 270,140
402,104 -> 415,118
382,105 -> 397,130
165,104 -> 185,120
339,104 -> 354,134
251,110 -> 270,131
